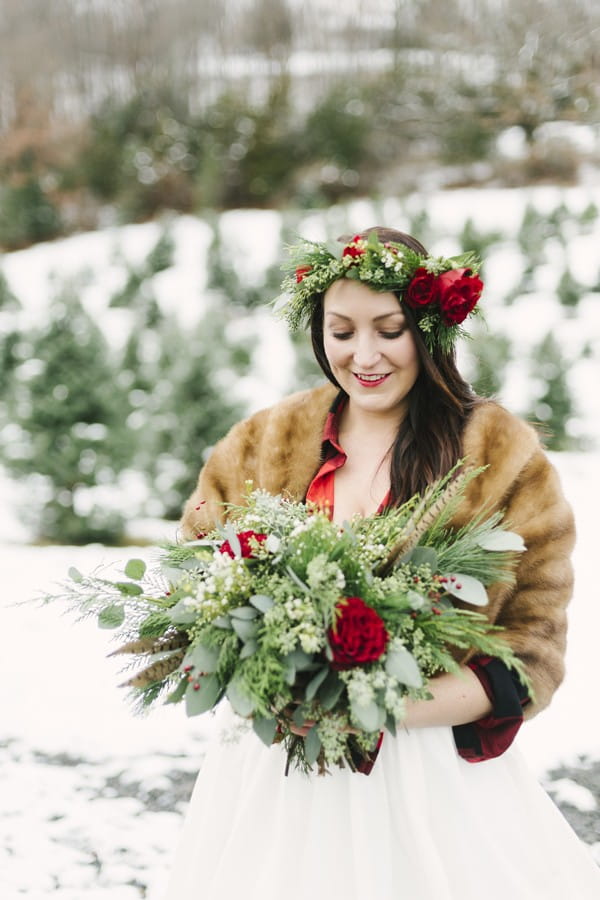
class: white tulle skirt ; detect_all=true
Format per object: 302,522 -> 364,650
164,703 -> 600,900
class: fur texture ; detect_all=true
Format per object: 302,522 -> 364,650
180,384 -> 574,717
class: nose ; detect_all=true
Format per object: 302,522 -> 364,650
352,333 -> 382,369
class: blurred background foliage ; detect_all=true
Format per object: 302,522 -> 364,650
0,0 -> 598,543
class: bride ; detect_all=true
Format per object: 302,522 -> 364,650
164,228 -> 600,899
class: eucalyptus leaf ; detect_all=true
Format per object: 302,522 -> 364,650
318,671 -> 345,710
284,649 -> 314,671
240,639 -> 258,659
293,706 -> 307,727
285,566 -> 310,594
168,600 -> 198,625
212,615 -> 232,629
253,716 -> 277,747
188,642 -> 220,673
385,646 -> 423,688
115,581 -> 143,596
385,713 -> 398,737
124,558 -> 146,580
221,524 -> 242,557
226,679 -> 256,717
166,677 -> 188,705
304,726 -> 322,766
305,666 -> 329,701
475,530 -> 527,552
230,605 -> 259,620
231,618 -> 258,642
443,573 -> 489,606
185,674 -> 222,716
98,604 -> 125,629
282,659 -> 296,686
249,593 -> 274,613
350,699 -> 385,733
68,566 -> 83,583
407,546 -> 438,569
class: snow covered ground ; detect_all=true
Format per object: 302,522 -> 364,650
2,185 -> 600,896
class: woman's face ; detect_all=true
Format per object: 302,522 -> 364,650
322,278 -> 420,420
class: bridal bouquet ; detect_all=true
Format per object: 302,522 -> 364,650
54,469 -> 529,774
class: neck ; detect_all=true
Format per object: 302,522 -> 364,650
339,398 -> 407,446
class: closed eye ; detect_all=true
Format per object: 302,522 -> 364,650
380,329 -> 405,339
332,332 -> 353,340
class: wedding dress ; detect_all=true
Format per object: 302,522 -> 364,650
163,701 -> 600,900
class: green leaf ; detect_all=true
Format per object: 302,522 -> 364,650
249,593 -> 274,613
304,726 -> 322,766
168,600 -> 197,625
443,573 -> 489,606
98,604 -> 125,629
285,566 -> 310,594
318,671 -> 345,710
240,639 -> 258,659
68,566 -> 83,583
187,643 -> 219,673
475,530 -> 526,552
253,716 -> 277,746
212,615 -> 232,629
226,679 -> 256,717
293,706 -> 307,727
221,524 -> 241,557
124,558 -> 146,580
385,646 -> 423,688
284,649 -> 314,671
185,674 -> 222,716
115,581 -> 143,596
230,605 -> 259,620
166,677 -> 188,705
385,713 -> 397,737
407,546 -> 438,569
282,658 -> 296,686
305,666 -> 329,701
231,618 -> 258,642
350,699 -> 385,733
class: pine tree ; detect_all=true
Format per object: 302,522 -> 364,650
527,332 -> 578,450
1,286 -> 132,542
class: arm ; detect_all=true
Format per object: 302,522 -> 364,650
402,666 -> 492,729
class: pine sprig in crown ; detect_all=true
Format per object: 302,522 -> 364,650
276,232 -> 483,355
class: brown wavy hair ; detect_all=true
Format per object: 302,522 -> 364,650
310,226 -> 481,505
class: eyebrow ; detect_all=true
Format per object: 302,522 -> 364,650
325,310 -> 405,322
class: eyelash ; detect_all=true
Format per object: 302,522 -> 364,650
331,330 -> 405,341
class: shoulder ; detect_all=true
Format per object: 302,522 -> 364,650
219,383 -> 337,450
460,400 -> 571,526
463,400 -> 540,466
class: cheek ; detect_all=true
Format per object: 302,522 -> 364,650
323,336 -> 344,369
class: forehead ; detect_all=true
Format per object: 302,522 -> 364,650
323,278 -> 403,318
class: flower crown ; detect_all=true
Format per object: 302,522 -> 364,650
275,232 -> 484,354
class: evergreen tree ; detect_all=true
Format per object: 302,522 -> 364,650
468,330 -> 512,398
527,332 -> 578,450
0,287 -> 132,542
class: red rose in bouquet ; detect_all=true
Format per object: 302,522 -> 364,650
328,596 -> 389,670
437,268 -> 483,325
219,530 -> 268,559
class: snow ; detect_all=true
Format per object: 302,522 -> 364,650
2,185 -> 600,895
